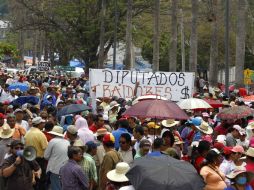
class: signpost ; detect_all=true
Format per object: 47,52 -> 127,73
38,61 -> 50,71
90,69 -> 195,102
54,66 -> 75,71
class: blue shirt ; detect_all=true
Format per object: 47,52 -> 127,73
148,151 -> 162,157
224,185 -> 252,190
193,131 -> 202,141
112,128 -> 132,150
59,159 -> 89,190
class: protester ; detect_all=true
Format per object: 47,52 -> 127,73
200,149 -> 227,190
118,133 -> 134,164
1,140 -> 41,190
60,146 -> 89,190
226,125 -> 244,147
148,138 -> 163,157
44,126 -> 70,190
134,139 -> 151,159
6,114 -> 26,140
133,126 -> 146,152
112,119 -> 131,150
100,133 -> 122,190
106,162 -> 130,190
75,116 -> 95,144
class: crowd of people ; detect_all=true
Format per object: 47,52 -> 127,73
0,71 -> 254,190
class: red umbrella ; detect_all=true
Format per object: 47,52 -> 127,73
217,106 -> 254,120
204,99 -> 223,108
123,99 -> 189,120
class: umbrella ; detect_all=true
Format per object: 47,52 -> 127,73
243,95 -> 254,102
204,99 -> 223,108
57,104 -> 91,117
132,95 -> 168,105
8,83 -> 29,92
126,156 -> 205,190
123,99 -> 188,120
11,96 -> 39,105
177,98 -> 212,110
217,105 -> 254,120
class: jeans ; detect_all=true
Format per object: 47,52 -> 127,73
50,173 -> 61,190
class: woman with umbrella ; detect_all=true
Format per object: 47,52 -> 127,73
225,166 -> 254,190
200,148 -> 227,190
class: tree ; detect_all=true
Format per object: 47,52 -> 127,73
208,0 -> 219,86
125,0 -> 133,70
169,0 -> 178,72
189,0 -> 198,74
235,0 -> 247,87
98,0 -> 106,69
152,0 -> 160,72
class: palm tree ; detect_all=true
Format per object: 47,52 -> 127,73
235,0 -> 247,87
153,0 -> 160,72
125,0 -> 133,70
189,0 -> 198,74
98,0 -> 106,69
208,0 -> 218,86
169,0 -> 178,72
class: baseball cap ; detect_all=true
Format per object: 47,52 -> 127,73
9,140 -> 24,148
202,112 -> 210,118
0,113 -> 5,119
32,117 -> 46,125
103,134 -> 115,144
223,146 -> 233,155
67,125 -> 78,135
213,142 -> 225,153
86,141 -> 98,150
233,125 -> 245,135
232,145 -> 244,154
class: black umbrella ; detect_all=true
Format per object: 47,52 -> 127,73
126,156 -> 205,190
57,104 -> 91,116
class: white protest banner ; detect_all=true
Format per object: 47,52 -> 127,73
89,69 -> 195,102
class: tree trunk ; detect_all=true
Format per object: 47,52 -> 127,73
169,0 -> 178,72
153,0 -> 160,72
32,31 -> 38,66
208,0 -> 218,86
125,0 -> 133,70
98,0 -> 106,69
180,9 -> 185,72
235,0 -> 247,87
189,0 -> 198,74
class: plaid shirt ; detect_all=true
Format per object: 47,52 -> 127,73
81,153 -> 98,182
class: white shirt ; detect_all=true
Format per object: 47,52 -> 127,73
134,136 -> 147,152
0,88 -> 10,103
44,137 -> 70,174
119,185 -> 135,190
17,120 -> 29,131
118,147 -> 134,164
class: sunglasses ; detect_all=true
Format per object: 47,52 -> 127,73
14,146 -> 24,150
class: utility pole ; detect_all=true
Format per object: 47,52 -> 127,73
225,0 -> 229,96
113,0 -> 118,70
180,9 -> 185,72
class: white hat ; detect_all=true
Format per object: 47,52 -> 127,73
107,162 -> 130,182
233,125 -> 245,135
161,119 -> 179,128
32,117 -> 46,125
103,114 -> 109,121
0,123 -> 14,139
48,126 -> 64,137
216,135 -> 226,145
246,147 -> 254,158
109,101 -> 120,110
195,122 -> 213,135
226,166 -> 254,180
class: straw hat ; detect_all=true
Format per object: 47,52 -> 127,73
109,101 -> 120,110
0,123 -> 15,139
147,122 -> 160,129
195,121 -> 213,135
174,136 -> 184,145
48,126 -> 64,137
247,122 -> 254,130
161,119 -> 179,128
246,147 -> 254,158
107,162 -> 130,182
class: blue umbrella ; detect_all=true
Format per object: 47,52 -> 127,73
57,104 -> 91,117
8,83 -> 29,92
11,96 -> 40,106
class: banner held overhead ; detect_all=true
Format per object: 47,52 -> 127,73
89,69 -> 195,102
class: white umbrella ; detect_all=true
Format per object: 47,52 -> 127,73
132,95 -> 168,105
177,98 -> 212,110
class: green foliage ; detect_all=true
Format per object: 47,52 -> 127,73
0,42 -> 18,61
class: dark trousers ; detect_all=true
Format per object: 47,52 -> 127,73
34,157 -> 47,190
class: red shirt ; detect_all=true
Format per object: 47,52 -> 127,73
194,156 -> 205,173
214,124 -> 228,135
89,123 -> 97,133
246,162 -> 254,189
43,131 -> 54,142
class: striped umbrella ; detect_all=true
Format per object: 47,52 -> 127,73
217,105 -> 254,120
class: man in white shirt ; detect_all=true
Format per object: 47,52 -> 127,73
14,109 -> 29,131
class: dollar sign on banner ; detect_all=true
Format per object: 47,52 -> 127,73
181,86 -> 190,99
